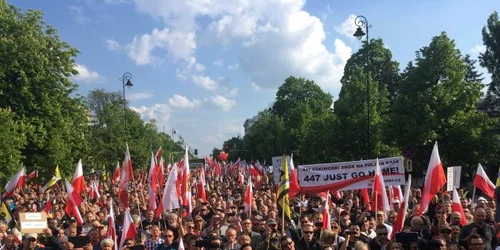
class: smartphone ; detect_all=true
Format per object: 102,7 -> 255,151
68,236 -> 90,248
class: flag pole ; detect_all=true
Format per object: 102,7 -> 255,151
471,187 -> 476,209
282,199 -> 285,233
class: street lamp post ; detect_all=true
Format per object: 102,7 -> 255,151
353,15 -> 371,159
121,72 -> 133,125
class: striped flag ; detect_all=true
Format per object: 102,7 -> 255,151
496,167 -> 500,187
278,155 -> 291,223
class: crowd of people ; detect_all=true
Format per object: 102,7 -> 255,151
0,164 -> 499,250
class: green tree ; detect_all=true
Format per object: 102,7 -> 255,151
389,32 -> 498,176
0,1 -> 88,177
0,109 -> 32,184
271,76 -> 333,160
334,39 -> 398,161
479,11 -> 500,117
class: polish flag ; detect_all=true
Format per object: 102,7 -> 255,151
289,154 -> 300,198
119,143 -> 134,208
371,159 -> 390,212
113,162 -> 120,185
451,188 -> 467,226
4,167 -> 26,198
360,188 -> 371,210
64,179 -> 84,226
244,174 -> 253,217
107,199 -> 118,250
155,147 -> 163,163
322,191 -> 331,230
196,166 -> 207,202
156,165 -> 180,217
119,209 -> 137,249
473,163 -> 495,199
181,146 -> 192,217
89,181 -> 101,200
148,152 -> 158,210
72,159 -> 86,194
391,175 -> 411,239
388,185 -> 403,211
418,142 -> 446,215
157,157 -> 165,189
28,170 -> 37,179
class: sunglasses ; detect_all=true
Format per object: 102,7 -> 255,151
303,231 -> 314,234
377,233 -> 388,236
440,230 -> 451,234
165,235 -> 174,238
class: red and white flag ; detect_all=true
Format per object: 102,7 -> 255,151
196,166 -> 207,202
451,188 -> 467,226
289,155 -> 300,198
181,146 -> 192,217
72,159 -> 86,194
156,165 -> 180,217
107,199 -> 118,250
148,152 -> 158,210
89,181 -> 100,200
322,191 -> 331,230
119,143 -> 134,207
28,170 -> 37,179
391,175 -> 411,239
113,162 -> 120,185
157,157 -> 165,189
473,163 -> 495,199
64,179 -> 84,226
418,142 -> 446,215
119,209 -> 137,249
244,174 -> 253,216
5,167 -> 26,197
388,185 -> 403,211
371,159 -> 390,212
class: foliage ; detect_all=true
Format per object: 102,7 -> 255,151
86,89 -> 182,173
387,32 -> 498,176
0,1 -> 88,179
0,109 -> 31,184
479,11 -> 500,116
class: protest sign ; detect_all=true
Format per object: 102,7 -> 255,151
446,166 -> 461,191
19,212 -> 47,233
298,157 -> 405,193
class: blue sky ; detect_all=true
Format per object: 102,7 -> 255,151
10,0 -> 498,157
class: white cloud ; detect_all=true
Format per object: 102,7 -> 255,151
127,92 -> 153,101
125,28 -> 196,65
228,87 -> 239,97
68,6 -> 90,25
127,0 -> 352,93
470,44 -> 486,54
228,64 -> 239,70
210,95 -> 236,111
334,14 -> 357,38
251,82 -> 261,91
192,75 -> 218,90
106,39 -> 121,51
131,103 -> 171,126
168,94 -> 201,108
72,64 -> 102,83
213,59 -> 223,67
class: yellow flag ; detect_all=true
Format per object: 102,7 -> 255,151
496,167 -> 500,187
41,165 -> 62,193
1,201 -> 12,224
278,155 -> 291,221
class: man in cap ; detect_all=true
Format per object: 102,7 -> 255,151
22,234 -> 38,250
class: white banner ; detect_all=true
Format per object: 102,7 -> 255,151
298,157 -> 405,193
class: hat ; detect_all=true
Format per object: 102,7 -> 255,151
392,199 -> 400,204
439,225 -> 451,232
477,197 -> 487,202
24,233 -> 38,240
267,218 -> 277,225
376,211 -> 385,215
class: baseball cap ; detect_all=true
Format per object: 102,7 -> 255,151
24,233 -> 37,241
267,218 -> 277,225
